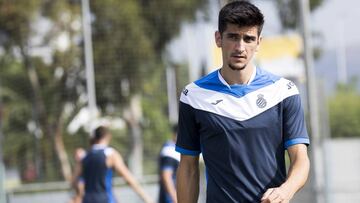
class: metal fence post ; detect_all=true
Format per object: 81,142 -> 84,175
299,0 -> 325,202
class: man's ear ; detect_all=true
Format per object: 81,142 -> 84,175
256,35 -> 262,52
215,31 -> 222,48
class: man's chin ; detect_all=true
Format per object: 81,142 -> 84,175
228,64 -> 246,71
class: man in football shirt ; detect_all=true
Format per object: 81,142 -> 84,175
158,125 -> 180,203
175,1 -> 310,203
72,126 -> 153,203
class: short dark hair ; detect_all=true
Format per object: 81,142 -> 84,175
92,126 -> 109,143
218,1 -> 264,36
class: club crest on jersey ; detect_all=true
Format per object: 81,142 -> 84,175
256,94 -> 267,108
182,88 -> 189,96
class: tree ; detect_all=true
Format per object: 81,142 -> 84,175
0,0 -> 207,182
0,0 -> 84,181
89,0 -> 207,175
328,80 -> 360,138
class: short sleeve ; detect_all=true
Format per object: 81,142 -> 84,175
283,94 -> 310,149
175,101 -> 201,156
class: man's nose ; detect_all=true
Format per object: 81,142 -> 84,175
235,39 -> 246,52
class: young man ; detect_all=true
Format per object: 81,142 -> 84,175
73,126 -> 153,203
175,1 -> 310,203
158,125 -> 180,203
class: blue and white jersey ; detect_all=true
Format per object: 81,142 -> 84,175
159,141 -> 180,172
176,67 -> 309,202
158,141 -> 180,203
82,144 -> 116,203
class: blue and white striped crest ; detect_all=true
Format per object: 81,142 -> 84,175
256,94 -> 267,108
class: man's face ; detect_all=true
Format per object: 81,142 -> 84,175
215,23 -> 261,71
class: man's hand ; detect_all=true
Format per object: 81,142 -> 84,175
261,144 -> 310,203
143,195 -> 154,203
260,185 -> 292,203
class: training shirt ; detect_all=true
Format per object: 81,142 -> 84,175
158,140 -> 180,203
175,67 -> 310,202
82,144 -> 116,203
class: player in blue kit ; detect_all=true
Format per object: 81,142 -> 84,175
175,1 -> 310,203
72,126 -> 153,203
158,125 -> 180,203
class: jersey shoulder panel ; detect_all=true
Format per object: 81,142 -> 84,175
104,147 -> 114,157
160,142 -> 180,162
180,76 -> 299,122
191,68 -> 283,98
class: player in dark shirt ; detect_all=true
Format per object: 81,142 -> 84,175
158,125 -> 180,203
176,1 -> 310,203
73,126 -> 153,203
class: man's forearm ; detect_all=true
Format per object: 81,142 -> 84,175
176,159 -> 199,203
280,144 -> 310,200
261,145 -> 310,202
162,171 -> 177,203
124,172 -> 152,203
281,150 -> 310,197
113,153 -> 153,203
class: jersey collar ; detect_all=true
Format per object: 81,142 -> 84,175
217,66 -> 257,88
92,144 -> 108,150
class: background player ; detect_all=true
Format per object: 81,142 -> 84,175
73,126 -> 153,203
158,125 -> 180,203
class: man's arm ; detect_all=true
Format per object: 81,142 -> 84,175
161,169 -> 177,203
71,160 -> 82,190
111,151 -> 153,203
261,144 -> 310,203
176,154 -> 199,203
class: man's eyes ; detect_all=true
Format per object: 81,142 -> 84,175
227,35 -> 256,43
227,35 -> 239,40
244,36 -> 256,42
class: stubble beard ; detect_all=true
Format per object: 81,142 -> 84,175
228,62 -> 247,71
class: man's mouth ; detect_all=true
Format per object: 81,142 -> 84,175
231,54 -> 246,59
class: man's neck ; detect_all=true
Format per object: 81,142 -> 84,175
220,64 -> 255,85
93,140 -> 109,147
